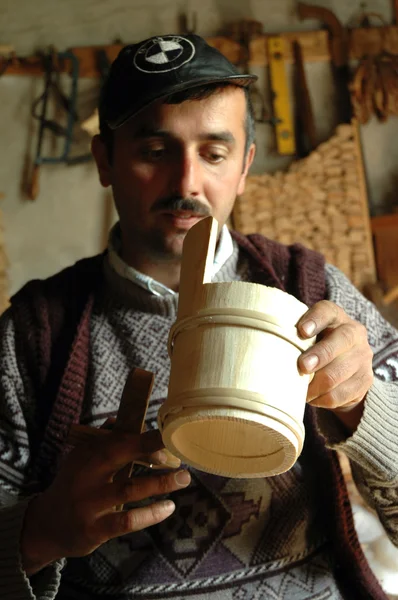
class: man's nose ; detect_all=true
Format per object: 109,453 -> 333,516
172,152 -> 203,199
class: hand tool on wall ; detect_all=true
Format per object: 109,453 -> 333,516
80,48 -> 112,138
178,10 -> 197,35
292,40 -> 317,157
267,36 -> 296,155
28,49 -> 92,200
349,10 -> 398,124
228,19 -> 272,124
351,51 -> 398,124
297,2 -> 352,123
229,21 -> 296,153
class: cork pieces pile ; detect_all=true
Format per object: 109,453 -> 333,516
233,122 -> 376,290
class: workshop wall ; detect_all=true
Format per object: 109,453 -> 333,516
1,0 -> 397,295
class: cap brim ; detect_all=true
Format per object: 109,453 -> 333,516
108,73 -> 258,130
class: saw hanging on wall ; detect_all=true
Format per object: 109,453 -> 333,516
28,48 -> 92,201
226,19 -> 272,124
297,2 -> 352,124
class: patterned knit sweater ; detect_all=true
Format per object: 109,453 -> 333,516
0,233 -> 397,600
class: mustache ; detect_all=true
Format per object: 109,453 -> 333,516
152,196 -> 211,216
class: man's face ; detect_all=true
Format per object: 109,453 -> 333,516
95,86 -> 255,263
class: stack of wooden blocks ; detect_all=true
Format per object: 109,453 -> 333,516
233,122 -> 376,291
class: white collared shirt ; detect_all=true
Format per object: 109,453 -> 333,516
107,223 -> 234,297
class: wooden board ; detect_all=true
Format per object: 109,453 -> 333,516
251,30 -> 330,65
3,27 -> 398,78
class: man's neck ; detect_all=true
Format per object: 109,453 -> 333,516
120,249 -> 182,292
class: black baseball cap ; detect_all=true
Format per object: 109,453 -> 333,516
100,34 -> 257,130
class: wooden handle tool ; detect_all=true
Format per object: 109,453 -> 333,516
67,368 -> 180,510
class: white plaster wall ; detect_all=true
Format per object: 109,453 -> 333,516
360,116 -> 398,215
0,74 -> 114,294
0,0 -> 397,294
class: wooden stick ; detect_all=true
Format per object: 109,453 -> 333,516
113,368 -> 154,510
66,368 -> 180,511
67,366 -> 153,449
114,368 -> 153,433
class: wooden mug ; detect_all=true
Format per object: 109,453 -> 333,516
158,217 -> 315,478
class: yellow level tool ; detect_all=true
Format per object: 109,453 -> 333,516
267,36 -> 296,155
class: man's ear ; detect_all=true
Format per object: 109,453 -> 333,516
237,143 -> 256,196
91,135 -> 112,188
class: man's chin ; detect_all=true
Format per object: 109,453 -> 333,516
150,231 -> 187,262
166,234 -> 186,260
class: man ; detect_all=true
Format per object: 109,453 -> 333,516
0,33 -> 397,600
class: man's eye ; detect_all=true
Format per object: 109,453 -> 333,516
141,147 -> 165,160
204,151 -> 226,163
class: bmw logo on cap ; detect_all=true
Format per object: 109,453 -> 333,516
133,35 -> 196,74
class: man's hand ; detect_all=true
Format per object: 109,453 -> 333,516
21,429 -> 190,576
296,300 -> 374,431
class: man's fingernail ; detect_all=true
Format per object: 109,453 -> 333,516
160,500 -> 175,514
163,451 -> 181,468
301,320 -> 316,336
174,470 -> 191,486
154,450 -> 168,464
302,354 -> 319,372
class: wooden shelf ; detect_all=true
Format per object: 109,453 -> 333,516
0,44 -> 124,77
1,26 -> 398,78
